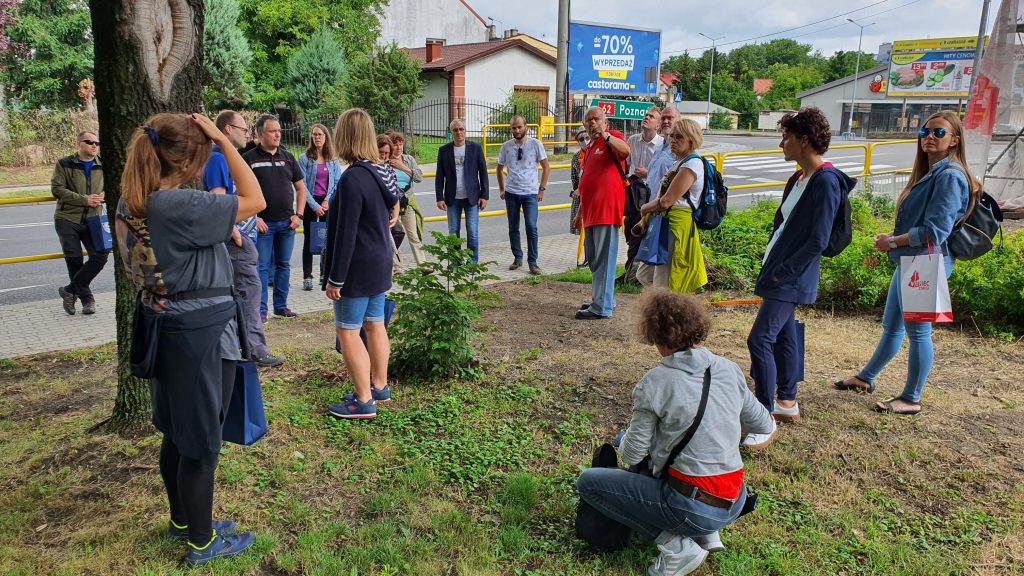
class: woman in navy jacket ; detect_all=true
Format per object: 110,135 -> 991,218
742,108 -> 855,450
834,110 -> 976,415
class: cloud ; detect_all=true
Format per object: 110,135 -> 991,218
465,0 -> 989,58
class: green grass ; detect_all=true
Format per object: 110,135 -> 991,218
528,264 -> 643,294
0,188 -> 49,200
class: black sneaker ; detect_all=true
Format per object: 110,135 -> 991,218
253,354 -> 285,368
509,259 -> 523,271
58,286 -> 76,315
81,300 -> 96,315
529,265 -> 543,275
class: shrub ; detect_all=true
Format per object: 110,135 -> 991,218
388,232 -> 498,383
700,199 -> 776,290
948,231 -> 1024,335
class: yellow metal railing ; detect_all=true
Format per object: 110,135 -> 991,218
0,139 -> 916,266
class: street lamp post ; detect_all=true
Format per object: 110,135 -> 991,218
698,32 -> 724,132
846,19 -> 874,138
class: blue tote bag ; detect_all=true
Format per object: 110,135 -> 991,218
223,361 -> 268,445
87,212 -> 113,253
635,212 -> 671,266
309,219 -> 328,254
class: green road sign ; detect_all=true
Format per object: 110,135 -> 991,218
589,98 -> 655,120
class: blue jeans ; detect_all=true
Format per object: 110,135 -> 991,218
747,298 -> 800,412
584,225 -> 619,317
577,468 -> 746,540
505,193 -> 539,266
446,199 -> 480,262
858,260 -> 953,402
256,219 -> 295,314
333,292 -> 387,330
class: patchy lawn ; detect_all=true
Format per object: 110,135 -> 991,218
1,280 -> 1022,575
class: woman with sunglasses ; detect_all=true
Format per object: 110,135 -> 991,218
834,110 -> 979,415
299,124 -> 343,290
635,117 -> 708,294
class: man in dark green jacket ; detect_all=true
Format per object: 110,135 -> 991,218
51,131 -> 108,315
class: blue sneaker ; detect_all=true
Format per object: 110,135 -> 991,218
186,530 -> 256,566
167,519 -> 238,542
327,398 -> 377,419
344,385 -> 391,405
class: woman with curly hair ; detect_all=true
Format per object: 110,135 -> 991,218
833,110 -> 976,415
741,107 -> 856,449
577,289 -> 773,576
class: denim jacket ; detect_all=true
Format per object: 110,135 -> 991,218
298,154 -> 343,211
888,156 -> 970,263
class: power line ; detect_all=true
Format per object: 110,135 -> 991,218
663,0 -> 891,55
783,0 -> 923,43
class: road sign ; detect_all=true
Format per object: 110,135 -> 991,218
589,98 -> 654,120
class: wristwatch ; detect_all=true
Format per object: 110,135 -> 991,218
539,186 -> 546,192
604,134 -> 611,144
888,237 -> 898,250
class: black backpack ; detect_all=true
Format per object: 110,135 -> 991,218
681,154 -> 728,230
782,169 -> 854,258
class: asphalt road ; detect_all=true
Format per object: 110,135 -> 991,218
0,136 -> 917,306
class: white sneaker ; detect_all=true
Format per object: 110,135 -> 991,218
741,419 -> 778,451
648,534 -> 708,576
772,401 -> 801,423
694,530 -> 725,552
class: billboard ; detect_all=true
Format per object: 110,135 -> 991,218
886,37 -> 981,98
568,21 -> 661,96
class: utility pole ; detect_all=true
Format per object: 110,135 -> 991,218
698,33 -> 723,132
968,0 -> 992,99
554,0 -> 570,153
846,19 -> 874,139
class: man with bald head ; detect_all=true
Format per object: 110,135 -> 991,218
645,105 -> 682,194
497,114 -> 550,274
436,118 -> 489,262
572,107 -> 630,319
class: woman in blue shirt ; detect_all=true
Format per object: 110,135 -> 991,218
299,123 -> 343,290
834,110 -> 979,415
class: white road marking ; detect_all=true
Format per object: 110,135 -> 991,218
0,284 -> 46,294
0,221 -> 49,230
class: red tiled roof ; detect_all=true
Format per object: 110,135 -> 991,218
660,72 -> 679,87
753,78 -> 773,95
407,39 -> 556,72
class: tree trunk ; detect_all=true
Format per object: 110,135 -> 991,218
90,0 -> 205,432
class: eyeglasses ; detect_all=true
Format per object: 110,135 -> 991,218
918,127 -> 948,139
80,140 -> 99,146
668,132 -> 686,141
229,124 -> 250,135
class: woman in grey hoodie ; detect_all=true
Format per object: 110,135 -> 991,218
577,289 -> 773,576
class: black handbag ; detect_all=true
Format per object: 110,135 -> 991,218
575,367 -> 712,552
948,190 -> 1003,261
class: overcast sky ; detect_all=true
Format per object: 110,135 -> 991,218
466,0 -> 993,58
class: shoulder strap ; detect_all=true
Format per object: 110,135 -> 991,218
660,366 -> 712,479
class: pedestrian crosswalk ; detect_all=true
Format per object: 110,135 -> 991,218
721,154 -> 895,180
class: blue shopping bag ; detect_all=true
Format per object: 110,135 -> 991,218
335,298 -> 396,353
636,212 -> 670,266
309,220 -> 328,255
87,213 -> 113,253
223,361 -> 268,445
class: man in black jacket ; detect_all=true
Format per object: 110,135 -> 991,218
435,119 -> 489,262
51,131 -> 108,315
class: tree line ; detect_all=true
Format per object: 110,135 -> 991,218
663,38 -> 878,128
0,0 -> 424,125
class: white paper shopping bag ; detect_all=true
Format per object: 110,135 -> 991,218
900,252 -> 953,323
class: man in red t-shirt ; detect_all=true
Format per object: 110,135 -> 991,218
572,107 -> 630,319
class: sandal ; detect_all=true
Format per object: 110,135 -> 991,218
833,375 -> 875,394
872,396 -> 922,416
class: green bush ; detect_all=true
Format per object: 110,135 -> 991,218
389,232 -> 498,382
700,199 -> 776,290
948,232 -> 1024,335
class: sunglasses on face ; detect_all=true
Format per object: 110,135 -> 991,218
918,127 -> 948,139
81,140 -> 99,146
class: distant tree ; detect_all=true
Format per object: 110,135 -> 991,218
825,50 -> 879,83
662,52 -> 705,101
286,25 -> 345,114
1,0 -> 93,109
345,43 -> 423,129
762,38 -> 816,68
238,0 -> 386,110
204,0 -> 252,107
709,111 -> 732,130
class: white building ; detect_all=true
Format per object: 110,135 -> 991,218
378,0 -> 491,48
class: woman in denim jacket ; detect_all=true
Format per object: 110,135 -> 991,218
299,124 -> 344,290
834,110 -> 980,415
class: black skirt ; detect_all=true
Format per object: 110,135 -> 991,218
150,300 -> 237,463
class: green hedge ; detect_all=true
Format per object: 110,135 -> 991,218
701,196 -> 1024,335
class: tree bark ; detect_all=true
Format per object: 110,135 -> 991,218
90,0 -> 205,432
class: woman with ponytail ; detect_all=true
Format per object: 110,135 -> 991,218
834,110 -> 979,415
115,113 -> 265,566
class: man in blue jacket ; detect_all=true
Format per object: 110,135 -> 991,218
435,118 -> 489,262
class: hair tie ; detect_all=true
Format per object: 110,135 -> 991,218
143,126 -> 159,147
